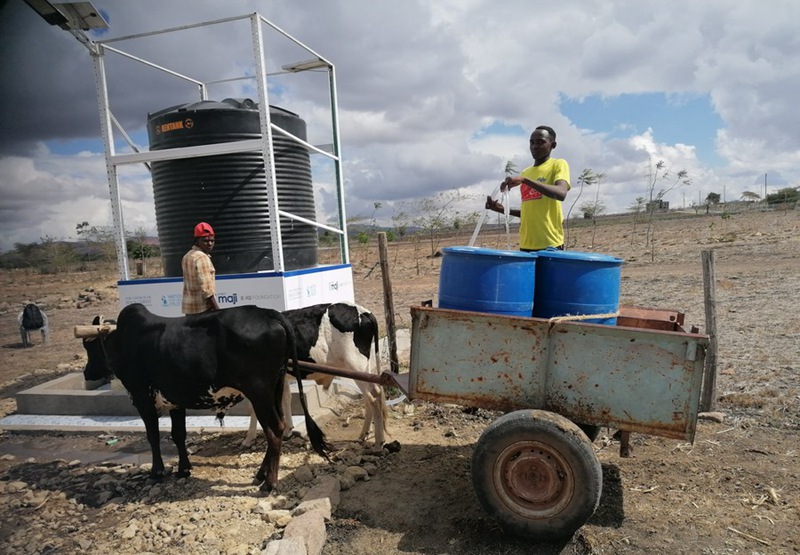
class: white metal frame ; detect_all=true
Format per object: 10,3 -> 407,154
88,13 -> 350,279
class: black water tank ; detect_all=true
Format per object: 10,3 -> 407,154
147,98 -> 318,277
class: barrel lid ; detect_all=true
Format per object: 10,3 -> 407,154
442,246 -> 537,259
536,249 -> 622,264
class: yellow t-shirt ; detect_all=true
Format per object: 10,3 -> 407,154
518,158 -> 571,250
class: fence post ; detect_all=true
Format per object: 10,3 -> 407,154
700,249 -> 718,411
378,232 -> 399,373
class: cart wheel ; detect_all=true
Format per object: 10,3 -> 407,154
471,409 -> 602,540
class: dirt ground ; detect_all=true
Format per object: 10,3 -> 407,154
1,209 -> 798,554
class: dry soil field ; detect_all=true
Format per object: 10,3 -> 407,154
0,209 -> 798,554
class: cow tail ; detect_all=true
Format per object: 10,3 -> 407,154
298,381 -> 333,460
282,313 -> 332,460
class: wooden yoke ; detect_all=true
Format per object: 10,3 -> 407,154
74,324 -> 117,338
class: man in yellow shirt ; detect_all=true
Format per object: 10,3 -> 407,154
181,222 -> 220,314
486,125 -> 571,250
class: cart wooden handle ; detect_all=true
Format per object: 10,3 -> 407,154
74,324 -> 116,338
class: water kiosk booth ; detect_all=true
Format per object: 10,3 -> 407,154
87,13 -> 356,314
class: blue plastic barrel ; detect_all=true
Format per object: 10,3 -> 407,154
438,247 -> 537,316
532,250 -> 623,325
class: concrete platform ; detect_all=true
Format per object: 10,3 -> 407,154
0,328 -> 411,433
15,373 -> 339,417
0,413 -> 280,432
1,372 -> 357,432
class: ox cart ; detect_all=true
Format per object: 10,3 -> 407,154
77,301 -> 708,540
348,304 -> 710,540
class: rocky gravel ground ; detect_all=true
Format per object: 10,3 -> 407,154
1,209 -> 798,554
0,423 -> 397,555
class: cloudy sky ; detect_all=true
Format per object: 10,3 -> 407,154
1,0 -> 798,252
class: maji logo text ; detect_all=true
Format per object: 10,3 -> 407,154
217,293 -> 239,306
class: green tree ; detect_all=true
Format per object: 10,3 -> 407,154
579,202 -> 597,219
628,196 -> 646,216
566,169 -> 599,219
127,226 -> 157,260
39,235 -> 78,273
76,221 -> 116,262
643,160 -> 692,258
319,230 -> 336,247
16,242 -> 42,266
452,215 -> 462,234
356,230 -> 370,245
706,192 -> 721,205
765,186 -> 799,206
390,207 -> 410,265
391,209 -> 409,239
450,210 -> 480,242
740,191 -> 761,202
579,198 -> 606,250
565,169 -> 601,247
126,240 -> 154,260
628,196 -> 646,245
126,226 -> 158,275
369,202 -> 383,234
344,214 -> 371,263
1,241 -> 45,269
412,191 -> 459,258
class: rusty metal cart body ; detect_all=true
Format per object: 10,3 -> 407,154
404,304 -> 709,539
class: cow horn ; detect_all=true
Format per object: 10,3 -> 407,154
74,323 -> 117,338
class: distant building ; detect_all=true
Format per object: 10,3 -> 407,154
646,200 -> 669,212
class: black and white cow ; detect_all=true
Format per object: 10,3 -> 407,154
243,302 -> 389,449
80,303 -> 330,492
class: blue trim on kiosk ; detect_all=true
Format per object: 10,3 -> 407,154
118,264 -> 353,286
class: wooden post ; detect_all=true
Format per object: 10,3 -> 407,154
700,249 -> 718,411
378,232 -> 399,373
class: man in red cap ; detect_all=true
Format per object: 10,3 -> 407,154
181,222 -> 220,314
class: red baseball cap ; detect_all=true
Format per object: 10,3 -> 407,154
194,222 -> 215,237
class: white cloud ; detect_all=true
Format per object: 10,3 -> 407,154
1,0 -> 799,252
0,146 -> 154,251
